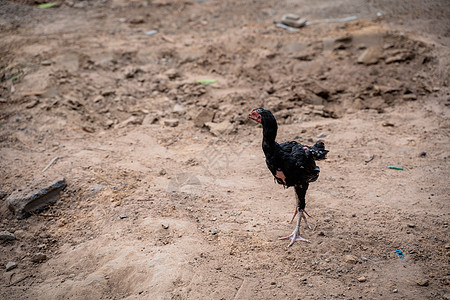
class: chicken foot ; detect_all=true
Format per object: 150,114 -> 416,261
280,208 -> 311,247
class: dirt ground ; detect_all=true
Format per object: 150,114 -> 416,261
0,0 -> 449,299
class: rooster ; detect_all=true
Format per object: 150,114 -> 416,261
249,108 -> 328,247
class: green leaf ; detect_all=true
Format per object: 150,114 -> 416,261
197,79 -> 217,84
37,2 -> 58,9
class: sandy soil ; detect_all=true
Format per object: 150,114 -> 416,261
0,0 -> 449,299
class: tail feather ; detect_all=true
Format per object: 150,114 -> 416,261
310,141 -> 328,160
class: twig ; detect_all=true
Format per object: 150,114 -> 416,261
22,90 -> 48,97
7,275 -> 32,287
88,170 -> 112,185
42,156 -> 60,173
364,155 -> 375,164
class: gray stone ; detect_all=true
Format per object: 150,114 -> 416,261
194,108 -> 215,127
281,14 -> 307,28
0,231 -> 15,241
7,177 -> 66,219
357,46 -> 383,65
0,189 -> 6,200
6,261 -> 17,271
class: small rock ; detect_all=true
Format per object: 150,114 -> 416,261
6,177 -> 66,219
119,215 -> 127,219
0,231 -> 16,241
165,69 -> 179,80
93,95 -> 104,103
402,94 -> 417,101
161,223 -> 169,229
13,230 -> 25,240
163,119 -> 179,127
344,255 -> 358,264
416,279 -> 429,286
32,253 -> 47,263
318,231 -> 325,236
281,14 -> 307,28
211,231 -> 217,235
0,189 -> 6,200
173,104 -> 185,114
392,289 -> 398,293
205,121 -> 234,137
419,152 -> 426,157
25,99 -> 39,109
6,261 -> 17,271
357,46 -> 383,65
129,16 -> 145,24
159,169 -> 167,176
317,133 -> 327,138
41,60 -> 52,66
357,276 -> 367,282
385,50 -> 414,64
57,218 -> 67,227
324,218 -> 331,222
407,223 -> 416,228
194,108 -> 215,127
117,116 -> 144,128
123,66 -> 139,78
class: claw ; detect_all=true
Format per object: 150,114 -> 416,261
280,209 -> 311,247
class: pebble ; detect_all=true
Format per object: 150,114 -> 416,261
416,279 -> 429,286
6,261 -> 17,271
163,119 -> 179,127
173,104 -> 185,114
344,255 -> 358,264
392,289 -> 398,293
119,215 -> 127,219
32,253 -> 47,263
194,108 -> 214,127
357,46 -> 383,65
0,230 -> 16,241
317,133 -> 327,138
324,218 -> 331,222
419,151 -> 426,157
161,223 -> 169,229
407,223 -> 416,228
357,276 -> 367,282
402,94 -> 417,101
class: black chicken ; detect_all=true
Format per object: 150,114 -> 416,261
249,108 -> 328,247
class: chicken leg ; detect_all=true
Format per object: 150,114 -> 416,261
280,184 -> 311,247
280,208 -> 311,247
